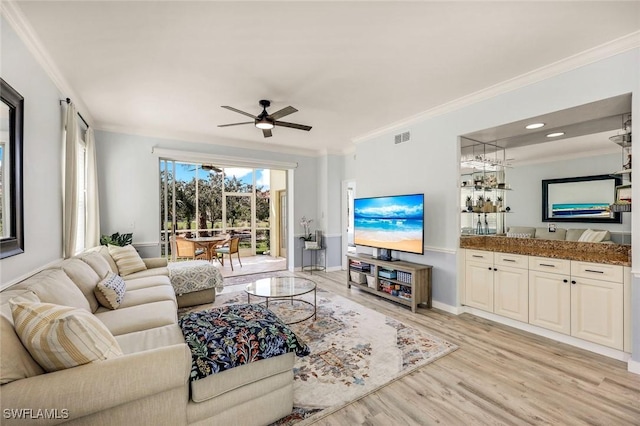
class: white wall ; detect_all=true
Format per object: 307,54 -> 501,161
94,130 -> 319,267
320,155 -> 345,268
507,153 -> 631,235
342,151 -> 356,182
317,155 -> 328,233
1,16 -> 64,285
355,49 -> 639,316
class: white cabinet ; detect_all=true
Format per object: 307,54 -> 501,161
464,250 -> 528,322
570,266 -> 623,350
494,264 -> 529,322
529,269 -> 571,335
463,251 -> 628,352
465,260 -> 495,311
529,257 -> 624,350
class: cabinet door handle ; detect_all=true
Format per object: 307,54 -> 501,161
493,268 -> 498,271
540,263 -> 556,268
584,269 -> 604,274
472,255 -> 484,258
488,267 -> 492,270
563,279 -> 568,283
502,259 -> 516,262
571,280 -> 577,285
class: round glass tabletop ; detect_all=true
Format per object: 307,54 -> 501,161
245,276 -> 316,298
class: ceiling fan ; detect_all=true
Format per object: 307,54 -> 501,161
218,100 -> 312,138
189,164 -> 222,173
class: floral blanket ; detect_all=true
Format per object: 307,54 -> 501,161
179,304 -> 310,381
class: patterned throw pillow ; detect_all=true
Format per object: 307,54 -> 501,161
107,244 -> 147,276
9,301 -> 123,373
94,273 -> 126,310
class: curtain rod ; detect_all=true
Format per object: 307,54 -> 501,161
59,98 -> 89,128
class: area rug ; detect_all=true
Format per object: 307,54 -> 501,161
180,281 -> 457,425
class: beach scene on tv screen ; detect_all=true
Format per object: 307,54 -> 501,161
354,194 -> 424,254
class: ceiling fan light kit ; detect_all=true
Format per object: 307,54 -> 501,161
219,99 -> 311,138
255,119 -> 274,130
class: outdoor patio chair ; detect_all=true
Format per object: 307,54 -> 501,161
217,237 -> 242,271
172,235 -> 208,261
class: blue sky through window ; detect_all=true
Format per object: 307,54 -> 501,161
168,162 -> 269,190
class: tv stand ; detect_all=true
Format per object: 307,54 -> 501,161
347,253 -> 432,312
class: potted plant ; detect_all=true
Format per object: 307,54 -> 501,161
299,216 -> 317,248
100,232 -> 133,247
465,195 -> 473,209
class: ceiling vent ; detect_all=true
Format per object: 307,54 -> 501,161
394,131 -> 411,144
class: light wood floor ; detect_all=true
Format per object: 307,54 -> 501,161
305,270 -> 640,426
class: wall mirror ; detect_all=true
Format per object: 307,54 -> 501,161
0,78 -> 24,258
542,174 -> 621,223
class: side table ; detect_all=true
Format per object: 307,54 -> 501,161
301,246 -> 326,275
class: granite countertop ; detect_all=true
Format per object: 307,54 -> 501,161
460,235 -> 631,266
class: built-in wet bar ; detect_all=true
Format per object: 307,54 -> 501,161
460,235 -> 630,266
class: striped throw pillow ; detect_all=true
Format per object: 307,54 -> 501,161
9,301 -> 123,372
94,273 -> 126,310
577,229 -> 608,243
108,244 -> 147,276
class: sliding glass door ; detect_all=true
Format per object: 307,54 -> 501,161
159,161 -> 271,258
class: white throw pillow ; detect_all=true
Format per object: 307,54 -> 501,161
108,244 -> 146,276
10,301 -> 123,372
94,273 -> 126,310
577,229 -> 608,243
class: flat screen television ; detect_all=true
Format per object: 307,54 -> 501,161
354,193 -> 424,260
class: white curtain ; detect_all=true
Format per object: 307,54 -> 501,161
85,128 -> 100,247
63,102 -> 79,258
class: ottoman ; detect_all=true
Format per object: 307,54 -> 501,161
168,260 -> 224,308
179,304 -> 310,426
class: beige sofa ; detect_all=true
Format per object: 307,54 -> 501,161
507,226 -> 612,242
0,246 -> 295,425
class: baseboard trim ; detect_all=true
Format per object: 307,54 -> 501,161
628,358 -> 640,375
461,306 -> 630,362
1,258 -> 64,291
431,301 -> 461,315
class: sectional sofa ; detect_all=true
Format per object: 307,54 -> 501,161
0,246 -> 295,425
507,226 -> 613,242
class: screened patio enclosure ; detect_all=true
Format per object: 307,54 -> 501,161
159,161 -> 284,260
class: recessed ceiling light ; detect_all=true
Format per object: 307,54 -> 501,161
525,123 -> 545,130
546,132 -> 565,138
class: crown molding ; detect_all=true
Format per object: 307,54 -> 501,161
341,145 -> 356,156
151,147 -> 298,170
2,0 -> 95,126
97,123 -> 320,158
353,31 -> 640,144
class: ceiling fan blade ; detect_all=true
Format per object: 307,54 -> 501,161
218,121 -> 254,127
221,106 -> 257,119
274,121 -> 312,131
262,128 -> 273,138
269,106 -> 298,120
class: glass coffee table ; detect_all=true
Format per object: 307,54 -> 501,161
245,277 -> 317,324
